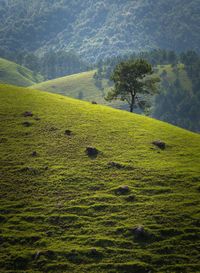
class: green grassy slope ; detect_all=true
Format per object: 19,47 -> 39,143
30,70 -> 101,99
30,70 -> 113,105
0,58 -> 43,87
0,84 -> 200,273
30,65 -> 192,108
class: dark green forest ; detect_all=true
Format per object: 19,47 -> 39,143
17,51 -> 90,80
154,51 -> 200,132
0,0 -> 200,61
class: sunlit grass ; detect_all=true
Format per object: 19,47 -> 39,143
0,84 -> 200,272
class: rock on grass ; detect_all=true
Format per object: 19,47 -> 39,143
23,111 -> 33,117
22,121 -> 32,127
64,130 -> 72,136
115,185 -> 130,195
85,147 -> 99,157
152,140 -> 166,150
108,161 -> 125,169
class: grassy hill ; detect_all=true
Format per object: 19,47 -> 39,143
30,64 -> 192,109
0,58 -> 43,87
30,70 -> 105,102
0,84 -> 200,273
30,70 -> 125,108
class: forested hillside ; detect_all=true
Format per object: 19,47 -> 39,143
0,0 -> 200,61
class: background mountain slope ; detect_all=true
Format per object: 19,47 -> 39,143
0,0 -> 200,61
0,84 -> 200,272
0,58 -> 43,86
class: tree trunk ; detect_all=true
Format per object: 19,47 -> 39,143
130,103 -> 134,112
129,94 -> 135,112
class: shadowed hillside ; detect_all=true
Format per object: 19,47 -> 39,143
0,84 -> 200,272
0,58 -> 43,87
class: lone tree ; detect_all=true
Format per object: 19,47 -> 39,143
105,59 -> 159,112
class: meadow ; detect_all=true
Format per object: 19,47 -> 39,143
0,84 -> 200,272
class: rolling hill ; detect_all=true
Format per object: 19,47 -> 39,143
0,58 -> 43,87
30,70 -> 105,102
30,64 -> 192,108
0,84 -> 200,272
0,0 -> 200,61
30,70 -> 126,109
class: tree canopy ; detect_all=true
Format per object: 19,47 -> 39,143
106,59 -> 159,112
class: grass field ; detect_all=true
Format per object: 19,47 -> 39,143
0,58 -> 43,87
0,84 -> 200,273
30,70 -> 107,102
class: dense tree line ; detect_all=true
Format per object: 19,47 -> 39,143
95,49 -> 179,80
25,51 -> 90,80
0,49 -> 90,80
